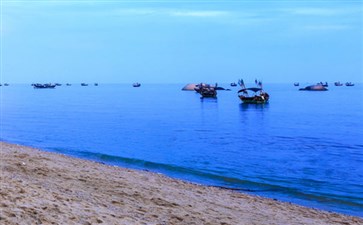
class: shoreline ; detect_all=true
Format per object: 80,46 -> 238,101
1,141 -> 362,225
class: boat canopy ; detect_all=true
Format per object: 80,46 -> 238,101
238,87 -> 262,93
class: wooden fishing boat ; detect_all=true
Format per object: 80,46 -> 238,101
238,87 -> 269,104
237,79 -> 269,104
200,86 -> 217,98
317,82 -> 328,87
345,82 -> 354,86
33,83 -> 56,89
133,82 -> 141,87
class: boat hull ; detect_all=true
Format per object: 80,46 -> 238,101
200,90 -> 217,98
239,96 -> 268,104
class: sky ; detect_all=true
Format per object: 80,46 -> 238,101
1,0 -> 362,84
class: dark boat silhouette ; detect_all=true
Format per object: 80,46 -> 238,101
33,83 -> 56,89
238,79 -> 269,104
317,82 -> 328,87
200,86 -> 217,98
345,82 -> 354,86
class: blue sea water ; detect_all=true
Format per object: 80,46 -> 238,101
1,83 -> 362,217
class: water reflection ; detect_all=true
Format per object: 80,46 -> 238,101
200,97 -> 218,103
239,103 -> 269,111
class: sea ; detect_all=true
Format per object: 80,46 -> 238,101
1,83 -> 362,217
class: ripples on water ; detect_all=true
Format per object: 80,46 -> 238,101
1,83 -> 362,216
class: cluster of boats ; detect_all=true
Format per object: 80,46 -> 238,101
190,78 -> 357,103
31,83 -> 99,88
191,79 -> 270,104
31,82 -> 143,88
295,81 -> 354,90
0,83 -> 10,86
296,81 -> 355,91
32,83 -> 57,89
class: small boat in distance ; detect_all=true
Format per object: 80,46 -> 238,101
230,82 -> 237,87
299,84 -> 327,91
317,82 -> 328,87
133,82 -> 141,87
66,83 -> 72,86
81,83 -> 88,86
94,83 -> 99,86
334,82 -> 343,86
294,82 -> 299,86
345,82 -> 354,86
237,79 -> 269,104
33,83 -> 56,89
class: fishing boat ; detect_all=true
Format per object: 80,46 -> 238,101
81,83 -> 88,86
345,82 -> 354,86
194,83 -> 206,93
230,82 -> 237,87
200,86 -> 217,98
33,83 -> 56,89
294,82 -> 299,86
133,82 -> 141,87
317,82 -> 328,87
237,79 -> 269,104
334,82 -> 343,86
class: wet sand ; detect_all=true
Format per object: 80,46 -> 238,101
1,142 -> 362,225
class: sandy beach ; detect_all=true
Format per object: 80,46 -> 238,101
0,142 -> 362,225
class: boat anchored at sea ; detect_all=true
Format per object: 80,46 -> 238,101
237,79 -> 269,104
195,83 -> 217,98
32,83 -> 56,89
133,82 -> 141,87
345,82 -> 354,86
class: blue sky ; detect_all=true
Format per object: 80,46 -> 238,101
1,0 -> 362,84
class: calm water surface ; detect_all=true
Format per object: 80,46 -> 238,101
1,83 -> 362,216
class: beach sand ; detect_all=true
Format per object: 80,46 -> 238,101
1,142 -> 362,225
